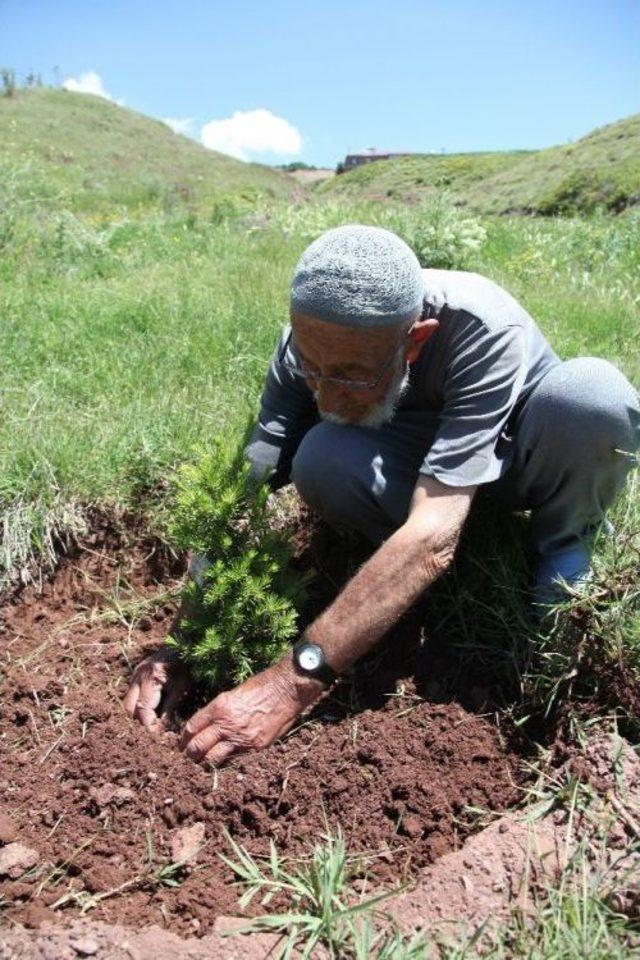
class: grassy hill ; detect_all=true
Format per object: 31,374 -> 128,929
320,114 -> 640,215
0,87 -> 299,213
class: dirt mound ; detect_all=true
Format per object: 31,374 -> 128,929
0,916 -> 282,959
1,515 -> 522,937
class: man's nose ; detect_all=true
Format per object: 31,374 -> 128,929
316,381 -> 352,409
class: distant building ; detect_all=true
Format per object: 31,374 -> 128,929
338,149 -> 413,173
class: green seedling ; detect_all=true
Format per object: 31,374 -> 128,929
166,433 -> 310,689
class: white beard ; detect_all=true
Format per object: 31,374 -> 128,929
317,362 -> 410,429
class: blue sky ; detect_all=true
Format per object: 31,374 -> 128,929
2,0 -> 639,167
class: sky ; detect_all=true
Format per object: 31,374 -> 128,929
2,0 -> 639,167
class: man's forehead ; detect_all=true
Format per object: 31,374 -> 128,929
291,312 -> 404,352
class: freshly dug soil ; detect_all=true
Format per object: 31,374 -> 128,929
1,510 -> 522,937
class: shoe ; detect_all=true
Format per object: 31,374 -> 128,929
534,520 -> 615,608
534,540 -> 593,607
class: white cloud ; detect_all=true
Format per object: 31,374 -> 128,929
200,108 -> 302,161
62,71 -> 121,104
162,117 -> 195,136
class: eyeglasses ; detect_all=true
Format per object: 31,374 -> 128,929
278,328 -> 410,392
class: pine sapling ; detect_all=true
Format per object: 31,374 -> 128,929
166,436 -> 308,689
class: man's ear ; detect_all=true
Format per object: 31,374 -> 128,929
406,318 -> 439,364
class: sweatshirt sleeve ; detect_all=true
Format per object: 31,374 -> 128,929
245,325 -> 318,488
420,312 -> 526,486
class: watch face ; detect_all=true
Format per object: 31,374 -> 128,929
297,644 -> 323,672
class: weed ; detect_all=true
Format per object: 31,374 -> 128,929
521,499 -> 640,736
0,495 -> 88,591
220,828 -> 403,959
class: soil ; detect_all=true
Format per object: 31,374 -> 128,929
1,507 -> 524,940
4,734 -> 639,959
390,730 -> 640,944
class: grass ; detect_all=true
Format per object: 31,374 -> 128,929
0,201 -> 298,583
221,828 -> 408,959
320,113 -> 640,215
2,201 -> 637,566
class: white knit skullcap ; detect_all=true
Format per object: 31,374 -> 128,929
290,224 -> 424,328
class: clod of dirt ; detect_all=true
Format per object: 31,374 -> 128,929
0,810 -> 18,843
69,935 -> 100,956
0,841 -> 39,879
171,822 -> 206,866
21,903 -> 57,929
88,784 -> 136,811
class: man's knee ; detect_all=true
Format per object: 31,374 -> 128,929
291,421 -> 371,524
524,357 -> 639,459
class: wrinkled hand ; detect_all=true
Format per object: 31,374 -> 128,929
179,660 -> 322,767
123,646 -> 189,731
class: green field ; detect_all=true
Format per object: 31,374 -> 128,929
321,114 -> 640,215
2,87 -> 640,954
3,187 -> 639,577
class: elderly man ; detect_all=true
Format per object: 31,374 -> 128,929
126,225 -> 639,765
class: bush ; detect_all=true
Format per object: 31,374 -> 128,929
384,194 -> 487,269
34,211 -> 118,278
166,437 -> 308,688
537,169 -> 606,216
1,67 -> 16,97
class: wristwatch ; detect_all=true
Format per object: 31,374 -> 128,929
292,638 -> 338,687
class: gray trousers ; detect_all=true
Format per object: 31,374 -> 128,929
290,358 -> 640,558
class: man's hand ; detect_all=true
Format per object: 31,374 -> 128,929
179,659 -> 322,766
123,646 -> 189,731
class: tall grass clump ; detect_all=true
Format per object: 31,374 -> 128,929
166,436 -> 308,688
1,67 -> 16,97
381,193 -> 487,269
262,193 -> 486,270
221,829 -> 404,959
478,213 -> 640,382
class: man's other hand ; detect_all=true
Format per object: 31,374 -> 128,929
123,646 -> 188,731
179,660 -> 322,766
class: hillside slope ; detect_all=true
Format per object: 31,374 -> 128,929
0,88 -> 299,212
321,114 -> 640,214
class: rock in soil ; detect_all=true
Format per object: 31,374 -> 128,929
69,936 -> 100,956
0,842 -> 39,879
0,810 -> 18,844
171,822 -> 206,866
